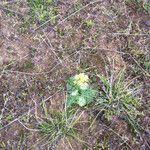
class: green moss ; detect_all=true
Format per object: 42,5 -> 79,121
20,60 -> 34,71
27,0 -> 58,24
126,0 -> 150,15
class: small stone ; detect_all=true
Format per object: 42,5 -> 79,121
144,20 -> 150,26
144,0 -> 150,2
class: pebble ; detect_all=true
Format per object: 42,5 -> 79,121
145,19 -> 150,26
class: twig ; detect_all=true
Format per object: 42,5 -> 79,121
82,48 -> 150,78
42,33 -> 72,73
33,0 -> 103,32
3,63 -> 60,76
18,119 -> 40,132
0,0 -> 26,5
101,123 -> 134,150
112,33 -> 150,36
0,4 -> 23,17
23,75 -> 41,122
0,90 -> 61,131
0,93 -> 10,123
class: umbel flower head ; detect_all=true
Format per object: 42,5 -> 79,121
73,73 -> 89,88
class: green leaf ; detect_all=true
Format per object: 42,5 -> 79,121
77,97 -> 86,107
66,74 -> 97,107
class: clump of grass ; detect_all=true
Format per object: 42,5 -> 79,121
143,3 -> 150,15
66,73 -> 97,107
95,68 -> 142,132
131,54 -> 150,75
84,19 -> 95,28
38,109 -> 83,146
126,0 -> 150,14
27,0 -> 57,23
20,0 -> 58,32
29,47 -> 37,58
19,60 -> 34,71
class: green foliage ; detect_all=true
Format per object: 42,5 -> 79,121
19,0 -> 57,32
96,69 -> 141,132
84,19 -> 95,28
27,0 -> 57,23
0,123 -> 3,128
38,110 -> 80,143
126,0 -> 150,14
143,55 -> 150,73
66,74 -> 97,107
20,60 -> 34,71
29,47 -> 37,58
129,53 -> 150,76
143,3 -> 150,15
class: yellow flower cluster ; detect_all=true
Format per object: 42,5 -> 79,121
73,73 -> 89,88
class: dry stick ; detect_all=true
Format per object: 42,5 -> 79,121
30,135 -> 50,149
33,14 -> 60,32
66,137 -> 74,150
111,50 -> 150,78
43,33 -> 72,73
90,115 -> 134,150
0,90 -> 61,131
18,119 -> 40,132
33,0 -> 104,32
41,33 -> 64,65
102,124 -> 134,150
3,63 -> 60,76
129,54 -> 150,78
1,53 -> 29,73
0,4 -> 23,17
112,33 -> 150,36
3,49 -> 77,76
82,48 -> 150,78
0,96 -> 10,123
0,0 -> 26,5
116,51 -> 150,77
24,75 -> 41,123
